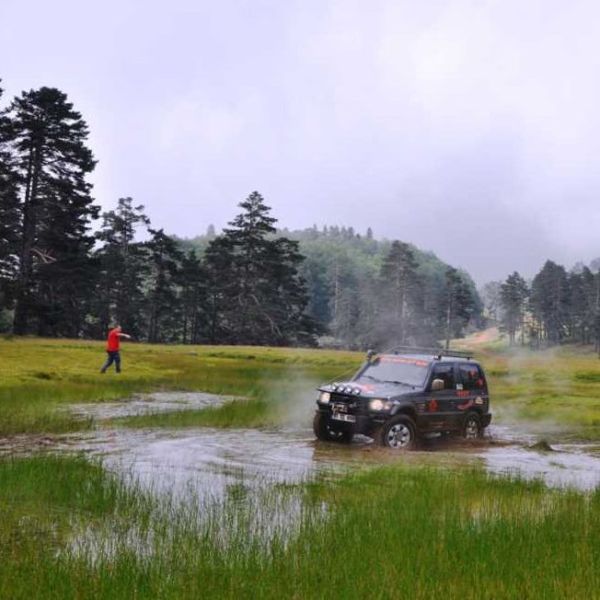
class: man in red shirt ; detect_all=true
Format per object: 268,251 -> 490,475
100,325 -> 132,374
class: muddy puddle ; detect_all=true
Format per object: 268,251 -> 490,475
69,391 -> 233,420
9,423 -> 599,499
2,392 -> 600,498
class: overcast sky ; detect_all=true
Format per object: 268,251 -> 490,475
1,0 -> 599,283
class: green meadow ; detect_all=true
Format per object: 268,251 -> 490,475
0,337 -> 357,435
1,336 -> 600,598
0,455 -> 598,599
1,336 -> 600,437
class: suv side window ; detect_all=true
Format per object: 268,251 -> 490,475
430,364 -> 455,390
458,364 -> 485,391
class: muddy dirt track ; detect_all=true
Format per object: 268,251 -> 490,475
1,392 -> 599,500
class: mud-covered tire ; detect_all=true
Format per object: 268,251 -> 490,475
375,415 -> 417,450
462,411 -> 483,440
313,412 -> 353,443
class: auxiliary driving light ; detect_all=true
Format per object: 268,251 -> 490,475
319,392 -> 331,404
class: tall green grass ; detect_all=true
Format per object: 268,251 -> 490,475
1,455 -> 598,599
2,337 -> 600,439
0,337 -> 359,435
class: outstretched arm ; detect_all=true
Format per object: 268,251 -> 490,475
118,332 -> 132,340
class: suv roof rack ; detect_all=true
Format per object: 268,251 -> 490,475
383,345 -> 474,360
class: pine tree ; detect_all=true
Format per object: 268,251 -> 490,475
144,229 -> 183,343
207,191 -> 316,345
499,272 -> 528,345
203,235 -> 236,343
530,261 -> 570,344
179,250 -> 206,344
0,82 -> 20,313
2,87 -> 97,334
94,198 -> 150,337
378,241 -> 421,345
442,267 -> 475,349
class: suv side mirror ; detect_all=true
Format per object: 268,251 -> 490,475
431,378 -> 445,392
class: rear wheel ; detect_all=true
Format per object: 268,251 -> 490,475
462,411 -> 483,440
375,415 -> 417,450
313,412 -> 353,443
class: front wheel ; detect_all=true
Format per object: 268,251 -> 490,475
313,412 -> 353,443
375,415 -> 417,450
462,412 -> 483,440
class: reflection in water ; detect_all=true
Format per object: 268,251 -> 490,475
69,391 -> 233,421
1,391 -> 599,497
36,422 -> 600,498
5,392 -> 599,555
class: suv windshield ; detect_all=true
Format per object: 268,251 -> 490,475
356,356 -> 429,387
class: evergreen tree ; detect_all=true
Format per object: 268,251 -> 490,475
208,191 -> 316,345
203,235 -> 236,343
0,82 -> 20,314
499,272 -> 528,345
329,252 -> 359,343
442,267 -> 475,349
179,250 -> 206,344
530,261 -> 570,344
567,266 -> 600,347
1,87 -> 97,334
377,241 -> 421,345
94,198 -> 150,337
144,228 -> 183,343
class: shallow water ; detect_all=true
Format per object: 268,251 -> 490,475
40,422 -> 600,499
2,392 -> 600,496
69,391 -> 233,420
68,427 -> 325,501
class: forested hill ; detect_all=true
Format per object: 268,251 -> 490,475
178,225 -> 482,349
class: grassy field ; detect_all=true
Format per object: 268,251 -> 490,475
0,337 -> 358,435
1,335 -> 600,438
0,455 -> 598,599
1,336 -> 600,598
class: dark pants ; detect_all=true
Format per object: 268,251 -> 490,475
100,351 -> 121,373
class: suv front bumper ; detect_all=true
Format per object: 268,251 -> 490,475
315,407 -> 387,436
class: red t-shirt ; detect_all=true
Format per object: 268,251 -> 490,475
107,329 -> 121,352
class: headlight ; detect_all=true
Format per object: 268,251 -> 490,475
369,399 -> 388,411
319,392 -> 331,404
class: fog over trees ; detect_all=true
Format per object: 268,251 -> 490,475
484,262 -> 600,352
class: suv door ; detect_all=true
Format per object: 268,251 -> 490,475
456,363 -> 489,415
425,363 -> 458,432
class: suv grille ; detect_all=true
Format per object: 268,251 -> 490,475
330,393 -> 355,404
330,393 -> 367,414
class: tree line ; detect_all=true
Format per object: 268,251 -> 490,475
0,82 -> 482,347
484,260 -> 600,351
184,226 -> 482,349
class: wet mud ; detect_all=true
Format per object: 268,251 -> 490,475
69,391 -> 233,421
2,392 -> 600,497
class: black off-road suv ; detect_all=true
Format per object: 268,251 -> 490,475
313,347 -> 491,449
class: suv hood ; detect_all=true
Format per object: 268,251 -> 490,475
320,380 -> 416,399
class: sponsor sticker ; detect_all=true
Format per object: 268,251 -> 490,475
380,357 -> 429,367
